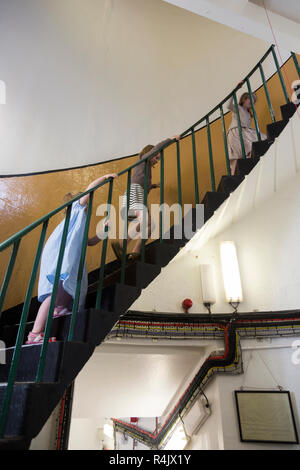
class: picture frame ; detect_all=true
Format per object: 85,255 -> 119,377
234,390 -> 299,444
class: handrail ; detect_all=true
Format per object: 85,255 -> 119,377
0,45 -> 298,438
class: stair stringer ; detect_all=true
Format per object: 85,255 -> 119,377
128,110 -> 300,315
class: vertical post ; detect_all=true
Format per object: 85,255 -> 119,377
36,205 -> 72,382
220,105 -> 231,176
141,158 -> 149,263
0,222 -> 48,438
95,179 -> 114,310
271,45 -> 289,104
191,128 -> 200,204
259,63 -> 276,123
233,92 -> 247,159
291,52 -> 300,78
246,78 -> 261,141
68,192 -> 94,341
176,140 -> 182,208
159,149 -> 164,244
121,170 -> 131,285
206,116 -> 216,192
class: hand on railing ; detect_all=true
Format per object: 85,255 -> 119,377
79,173 -> 118,206
171,134 -> 181,141
236,80 -> 245,89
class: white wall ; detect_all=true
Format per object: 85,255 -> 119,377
0,0 -> 270,175
68,342 -> 205,450
130,110 -> 300,314
187,338 -> 300,450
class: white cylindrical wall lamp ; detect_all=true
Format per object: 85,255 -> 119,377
0,81 -> 6,105
200,264 -> 216,315
220,241 -> 243,312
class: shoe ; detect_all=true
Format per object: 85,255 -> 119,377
127,252 -> 141,262
53,306 -> 71,318
26,332 -> 44,344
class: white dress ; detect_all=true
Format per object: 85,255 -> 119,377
227,96 -> 267,160
38,201 -> 88,309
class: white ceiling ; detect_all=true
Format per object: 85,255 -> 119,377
163,0 -> 300,54
250,0 -> 300,25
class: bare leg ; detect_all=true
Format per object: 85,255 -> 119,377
130,210 -> 151,255
230,159 -> 238,176
31,281 -> 72,334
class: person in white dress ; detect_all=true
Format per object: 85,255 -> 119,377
227,84 -> 267,175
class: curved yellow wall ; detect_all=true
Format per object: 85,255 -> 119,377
0,54 -> 299,310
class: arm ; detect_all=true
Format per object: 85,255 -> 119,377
87,234 -> 101,246
227,82 -> 244,112
88,220 -> 111,246
79,173 -> 118,206
144,135 -> 181,160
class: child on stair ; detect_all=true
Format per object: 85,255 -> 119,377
26,172 -> 118,344
227,82 -> 267,175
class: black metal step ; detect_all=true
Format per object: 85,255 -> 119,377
87,282 -> 141,316
267,119 -> 288,139
122,261 -> 161,290
0,341 -> 96,438
280,102 -> 298,121
0,341 -> 64,383
201,192 -> 229,222
145,242 -> 180,267
217,175 -> 244,194
0,381 -> 66,438
0,436 -> 31,450
251,138 -> 274,158
236,157 -> 260,176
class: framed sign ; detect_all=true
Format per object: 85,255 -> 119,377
235,391 -> 299,444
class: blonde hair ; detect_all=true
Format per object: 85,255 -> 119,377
63,192 -> 81,215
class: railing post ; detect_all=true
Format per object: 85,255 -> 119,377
140,159 -> 149,263
206,116 -> 216,192
68,192 -> 94,341
291,52 -> 300,78
191,128 -> 200,204
246,78 -> 261,141
120,170 -> 132,285
271,45 -> 290,104
220,105 -> 231,176
159,149 -> 164,244
176,140 -> 182,208
233,92 -> 247,159
0,221 -> 49,437
0,240 -> 20,320
259,62 -> 276,123
95,179 -> 114,310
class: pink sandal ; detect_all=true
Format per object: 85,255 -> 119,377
26,332 -> 44,345
53,306 -> 71,318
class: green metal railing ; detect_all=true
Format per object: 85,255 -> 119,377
0,45 -> 298,438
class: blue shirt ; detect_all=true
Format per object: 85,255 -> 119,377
38,201 -> 88,309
